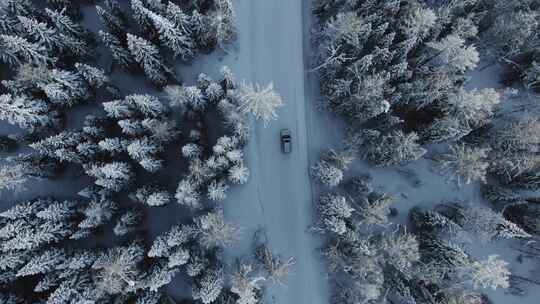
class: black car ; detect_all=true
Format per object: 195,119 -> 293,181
280,129 -> 291,153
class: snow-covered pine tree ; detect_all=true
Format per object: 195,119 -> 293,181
355,193 -> 394,226
0,162 -> 33,193
45,8 -> 89,40
126,94 -> 168,118
254,245 -> 295,285
127,137 -> 164,172
220,65 -> 236,90
40,68 -> 90,107
491,115 -> 540,154
100,30 -> 136,69
16,248 -> 66,277
481,3 -> 539,61
207,179 -> 229,202
409,207 -> 467,242
85,162 -> 133,192
435,144 -> 490,186
0,34 -> 50,66
131,0 -> 157,37
16,16 -> 65,53
76,197 -> 117,235
195,209 -> 240,249
130,185 -> 171,207
0,0 -> 34,16
142,117 -> 179,143
192,267 -> 224,304
166,247 -> 190,268
316,193 -> 354,235
437,203 -> 531,242
92,242 -> 144,295
375,230 -> 420,274
228,164 -> 249,185
424,35 -> 479,73
444,88 -> 500,134
30,131 -> 92,163
98,137 -> 128,156
128,34 -> 169,86
36,200 -> 79,222
96,2 -> 127,35
353,129 -> 426,167
0,94 -> 56,133
5,64 -> 92,107
0,154 -> 59,193
148,224 -> 194,260
142,6 -> 195,60
165,84 -> 207,112
190,9 -> 215,50
211,0 -> 237,49
230,262 -> 265,304
75,63 -> 109,89
311,149 -> 355,187
460,255 -> 510,290
206,82 -> 225,103
182,143 -> 203,160
175,178 -> 202,209
16,15 -> 88,58
401,6 -> 437,42
237,81 -> 283,126
0,197 -> 114,251
144,262 -> 179,292
103,94 -> 168,120
166,2 -> 193,34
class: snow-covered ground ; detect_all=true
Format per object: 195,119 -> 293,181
191,0 -> 337,303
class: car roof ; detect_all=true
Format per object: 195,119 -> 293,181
281,129 -> 291,135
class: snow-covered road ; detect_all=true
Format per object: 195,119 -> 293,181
220,0 -> 340,303
175,0 -> 347,301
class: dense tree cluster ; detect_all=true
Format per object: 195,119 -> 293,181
435,113 -> 540,247
0,2 -> 101,135
0,154 -> 59,193
168,69 -> 251,210
410,207 -> 511,297
14,65 -> 275,302
149,216 -> 293,304
314,174 -> 512,304
0,1 -> 288,303
312,0 -> 510,167
481,184 -> 540,276
98,0 -> 237,86
311,1 -> 540,302
0,197 -> 182,303
474,1 -> 540,91
311,149 -> 355,187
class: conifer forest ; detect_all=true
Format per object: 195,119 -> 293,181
0,1 -> 539,304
